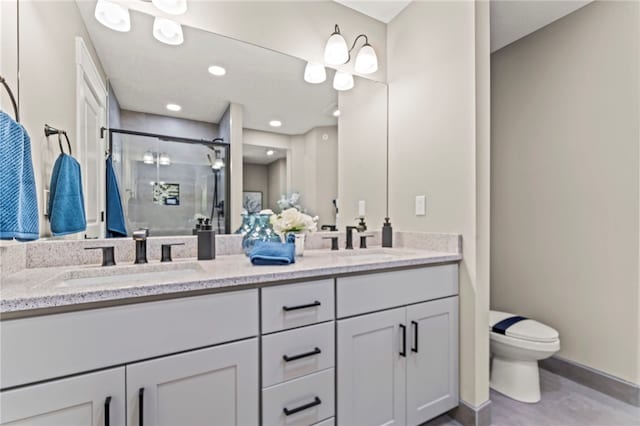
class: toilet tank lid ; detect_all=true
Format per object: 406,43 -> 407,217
490,310 -> 559,343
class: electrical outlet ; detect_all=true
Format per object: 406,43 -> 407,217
43,189 -> 50,216
358,200 -> 366,217
415,195 -> 426,216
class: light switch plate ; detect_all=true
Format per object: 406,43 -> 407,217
358,200 -> 366,217
43,189 -> 50,216
415,195 -> 426,216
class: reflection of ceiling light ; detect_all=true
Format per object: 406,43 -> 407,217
333,71 -> 354,91
94,0 -> 130,32
153,17 -> 184,45
212,150 -> 225,169
266,150 -> 275,156
159,153 -> 171,166
143,151 -> 154,164
304,62 -> 326,84
333,109 -> 341,117
152,0 -> 187,15
269,120 -> 282,128
208,65 -> 226,76
166,103 -> 181,111
354,43 -> 378,75
324,25 -> 349,65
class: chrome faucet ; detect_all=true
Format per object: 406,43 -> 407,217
345,218 -> 367,250
132,228 -> 149,264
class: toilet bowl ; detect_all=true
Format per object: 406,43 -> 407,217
489,310 -> 560,403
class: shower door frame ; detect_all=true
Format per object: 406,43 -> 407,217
104,127 -> 231,235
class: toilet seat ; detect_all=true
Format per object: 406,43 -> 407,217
489,310 -> 559,344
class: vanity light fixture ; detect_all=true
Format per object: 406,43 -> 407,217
94,0 -> 131,32
143,151 -> 155,164
266,150 -> 275,156
208,65 -> 226,76
269,120 -> 282,128
304,62 -> 327,84
153,17 -> 184,45
212,150 -> 225,170
152,0 -> 187,15
158,153 -> 171,166
166,103 -> 181,112
333,71 -> 354,91
333,109 -> 341,117
323,24 -> 379,75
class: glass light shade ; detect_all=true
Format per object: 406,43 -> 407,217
354,43 -> 378,75
94,0 -> 130,32
333,71 -> 354,91
152,0 -> 187,15
212,151 -> 225,170
324,32 -> 349,65
153,17 -> 184,45
143,151 -> 154,164
158,153 -> 171,166
304,62 -> 326,84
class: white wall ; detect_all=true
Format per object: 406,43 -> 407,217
243,163 -> 269,210
0,0 -> 18,117
268,159 -> 287,212
491,1 -> 640,384
219,103 -> 244,231
387,0 -> 491,407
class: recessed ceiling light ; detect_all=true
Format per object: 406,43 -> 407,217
166,103 -> 181,112
153,17 -> 184,45
269,120 -> 282,128
333,109 -> 341,117
208,65 -> 226,76
94,0 -> 130,32
266,150 -> 275,156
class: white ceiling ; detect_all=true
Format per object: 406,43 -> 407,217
490,0 -> 592,52
76,1 -> 338,135
334,0 -> 411,23
333,0 -> 592,52
243,144 -> 287,165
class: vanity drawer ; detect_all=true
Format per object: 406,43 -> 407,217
313,418 -> 334,426
262,280 -> 334,333
337,265 -> 458,318
262,368 -> 334,426
0,290 -> 258,389
262,322 -> 335,387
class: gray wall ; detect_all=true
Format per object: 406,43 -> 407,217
243,163 -> 269,211
491,1 -> 640,384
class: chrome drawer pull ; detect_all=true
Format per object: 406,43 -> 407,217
282,301 -> 321,312
283,347 -> 322,362
283,396 -> 322,416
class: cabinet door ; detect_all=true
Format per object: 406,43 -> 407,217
337,308 -> 406,426
126,339 -> 258,426
406,297 -> 459,425
0,367 -> 125,426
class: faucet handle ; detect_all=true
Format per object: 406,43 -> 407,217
322,236 -> 339,251
85,246 -> 116,267
161,243 -> 185,262
359,234 -> 374,249
133,228 -> 149,240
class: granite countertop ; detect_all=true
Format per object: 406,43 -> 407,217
0,247 -> 461,316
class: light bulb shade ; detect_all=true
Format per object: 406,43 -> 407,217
143,151 -> 154,164
304,62 -> 327,84
159,153 -> 171,166
152,0 -> 187,15
212,151 -> 225,169
354,43 -> 378,75
324,32 -> 349,65
333,71 -> 354,91
94,0 -> 130,32
153,17 -> 184,45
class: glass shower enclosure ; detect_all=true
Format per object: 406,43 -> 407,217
107,128 -> 230,236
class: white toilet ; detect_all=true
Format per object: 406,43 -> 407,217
489,310 -> 560,403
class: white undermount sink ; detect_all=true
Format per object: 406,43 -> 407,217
55,262 -> 205,288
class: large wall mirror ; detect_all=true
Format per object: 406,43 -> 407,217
9,0 -> 388,238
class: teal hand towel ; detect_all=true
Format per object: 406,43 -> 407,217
48,153 -> 86,236
0,111 -> 39,241
249,239 -> 295,265
106,156 -> 127,237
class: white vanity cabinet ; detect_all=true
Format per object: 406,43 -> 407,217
126,339 -> 258,426
337,265 -> 459,426
0,368 -> 125,426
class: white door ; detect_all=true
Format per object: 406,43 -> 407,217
126,339 -> 259,426
76,37 -> 106,238
406,297 -> 459,425
0,368 -> 125,426
337,308 -> 406,426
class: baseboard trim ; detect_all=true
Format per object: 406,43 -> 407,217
540,356 -> 640,407
448,399 -> 492,426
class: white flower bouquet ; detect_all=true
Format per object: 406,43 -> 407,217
270,207 -> 318,237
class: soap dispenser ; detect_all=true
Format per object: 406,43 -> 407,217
382,217 -> 393,247
197,218 -> 216,260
